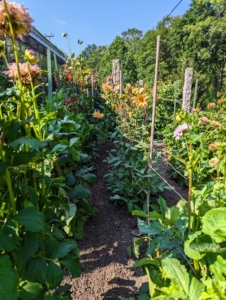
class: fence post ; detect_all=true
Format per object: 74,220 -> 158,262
182,67 -> 193,112
53,54 -> 61,91
193,79 -> 199,108
47,48 -> 52,109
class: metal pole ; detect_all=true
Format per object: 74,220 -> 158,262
47,48 -> 52,109
147,35 -> 161,215
193,79 -> 198,108
53,54 -> 61,91
91,73 -> 94,100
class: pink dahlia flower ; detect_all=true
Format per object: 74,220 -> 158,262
4,62 -> 41,85
173,123 -> 192,140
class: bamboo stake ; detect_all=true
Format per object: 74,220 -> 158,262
174,81 -> 178,120
120,69 -> 122,96
147,35 -> 161,215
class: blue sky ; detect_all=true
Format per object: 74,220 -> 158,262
16,0 -> 192,56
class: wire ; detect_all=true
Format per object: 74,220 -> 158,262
166,0 -> 183,18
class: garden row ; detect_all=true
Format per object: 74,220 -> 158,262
100,78 -> 226,299
0,1 -> 109,299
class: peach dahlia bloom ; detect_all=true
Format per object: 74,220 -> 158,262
0,1 -> 34,37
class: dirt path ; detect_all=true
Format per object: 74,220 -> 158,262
65,142 -> 187,299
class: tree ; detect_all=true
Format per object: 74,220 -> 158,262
99,36 -> 137,83
81,44 -> 98,60
84,46 -> 107,72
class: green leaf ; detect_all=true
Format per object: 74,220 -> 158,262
82,173 -> 97,182
158,197 -> 168,217
0,223 -> 19,251
165,206 -> 180,224
189,277 -> 205,299
138,219 -> 162,235
46,261 -> 63,288
69,137 -> 80,147
59,256 -> 81,278
13,207 -> 45,232
132,210 -> 148,218
133,258 -> 160,268
0,258 -> 18,300
202,208 -> 226,243
162,257 -> 189,295
69,184 -> 90,199
0,162 -> 7,175
52,240 -> 78,259
26,257 -> 47,284
184,231 -> 206,260
16,232 -> 39,262
19,282 -> 43,300
67,147 -> 80,161
190,241 -> 226,254
9,137 -> 48,152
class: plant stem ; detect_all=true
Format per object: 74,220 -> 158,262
4,0 -> 25,120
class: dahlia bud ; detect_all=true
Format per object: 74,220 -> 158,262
0,40 -> 6,57
24,49 -> 38,64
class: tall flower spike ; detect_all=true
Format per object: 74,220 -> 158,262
0,1 -> 34,37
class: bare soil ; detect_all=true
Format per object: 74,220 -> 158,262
64,142 -> 187,299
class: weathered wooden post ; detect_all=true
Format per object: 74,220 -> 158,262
182,67 -> 193,112
47,48 -> 52,109
112,59 -> 120,85
53,54 -> 61,91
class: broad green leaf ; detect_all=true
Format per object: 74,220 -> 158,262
9,137 -> 48,151
19,282 -> 43,300
51,240 -> 78,259
26,257 -> 47,284
0,223 -> 19,251
184,231 -> 206,260
0,262 -> 18,300
46,261 -> 63,288
11,151 -> 37,166
59,256 -> 81,278
138,219 -> 162,235
0,255 -> 12,268
189,277 -> 205,299
133,258 -> 160,268
132,210 -> 148,218
82,173 -> 97,182
165,206 -> 180,224
69,137 -> 80,147
16,232 -> 39,262
69,184 -> 90,199
190,241 -> 226,254
202,208 -> 226,243
67,147 -> 80,161
13,207 -> 45,232
158,197 -> 168,217
162,257 -> 189,296
65,171 -> 76,186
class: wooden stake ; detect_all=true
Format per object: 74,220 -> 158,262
120,69 -> 122,96
147,35 -> 161,214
